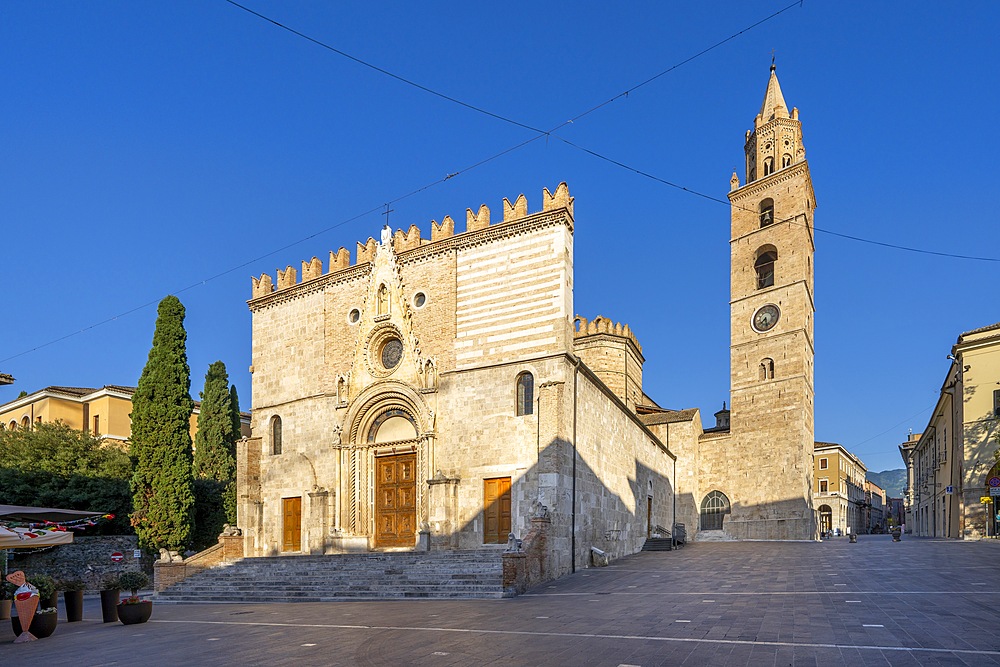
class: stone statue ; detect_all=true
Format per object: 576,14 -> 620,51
158,548 -> 184,563
219,524 -> 242,537
380,223 -> 392,247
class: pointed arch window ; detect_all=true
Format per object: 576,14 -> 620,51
759,358 -> 775,380
271,415 -> 283,455
759,198 -> 774,228
516,372 -> 534,416
754,245 -> 777,289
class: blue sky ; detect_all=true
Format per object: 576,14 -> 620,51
2,2 -> 998,474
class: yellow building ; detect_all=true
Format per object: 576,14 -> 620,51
0,385 -> 250,443
813,442 -> 867,535
902,322 -> 1000,538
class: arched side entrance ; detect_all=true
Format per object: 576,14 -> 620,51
700,490 -> 731,531
818,504 -> 833,534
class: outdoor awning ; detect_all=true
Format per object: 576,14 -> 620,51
0,526 -> 74,548
0,504 -> 105,523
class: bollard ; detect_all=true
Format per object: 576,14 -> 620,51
848,533 -> 857,543
891,528 -> 901,542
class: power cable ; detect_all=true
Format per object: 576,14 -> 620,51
553,135 -> 1000,262
4,4 -> 799,364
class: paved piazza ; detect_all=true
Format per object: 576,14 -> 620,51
4,536 -> 1000,666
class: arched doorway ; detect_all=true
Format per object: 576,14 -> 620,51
700,491 -> 731,531
984,462 -> 1000,538
368,409 -> 418,548
818,505 -> 833,534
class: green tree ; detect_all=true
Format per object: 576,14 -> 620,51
193,361 -> 236,482
229,384 -> 242,443
129,295 -> 195,551
0,422 -> 133,534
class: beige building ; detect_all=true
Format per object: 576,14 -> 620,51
236,65 -> 819,576
864,480 -> 886,533
0,385 -> 250,444
813,442 -> 866,535
901,322 -> 1000,539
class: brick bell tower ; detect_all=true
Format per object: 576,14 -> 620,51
725,63 -> 817,540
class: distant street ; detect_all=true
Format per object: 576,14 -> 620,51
4,536 -> 1000,666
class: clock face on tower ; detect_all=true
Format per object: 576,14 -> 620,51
752,304 -> 780,332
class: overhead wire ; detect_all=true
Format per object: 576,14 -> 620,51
3,2 -> 801,364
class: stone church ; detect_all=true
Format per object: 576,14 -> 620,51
235,64 -> 817,578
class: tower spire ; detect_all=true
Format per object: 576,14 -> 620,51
756,62 -> 789,127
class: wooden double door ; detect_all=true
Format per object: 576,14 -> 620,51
375,453 -> 417,547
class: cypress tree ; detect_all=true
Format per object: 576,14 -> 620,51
129,295 -> 195,551
193,361 -> 236,482
229,384 -> 242,443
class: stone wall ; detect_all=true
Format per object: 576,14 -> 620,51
6,536 -> 151,591
572,365 -> 675,570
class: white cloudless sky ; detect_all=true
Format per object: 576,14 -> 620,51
2,1 -> 998,474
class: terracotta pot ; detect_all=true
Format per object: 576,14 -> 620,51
100,589 -> 120,623
11,610 -> 58,639
117,600 -> 152,625
63,590 -> 84,622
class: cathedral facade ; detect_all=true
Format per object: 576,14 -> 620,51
235,65 -> 818,573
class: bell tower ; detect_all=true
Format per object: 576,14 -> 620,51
725,63 -> 817,540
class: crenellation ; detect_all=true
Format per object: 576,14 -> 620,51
301,256 -> 323,282
330,247 -> 350,273
394,224 -> 422,252
277,265 -> 297,290
542,182 -> 574,217
573,315 -> 642,354
502,194 -> 527,222
431,215 -> 455,242
356,237 -> 378,264
251,273 -> 274,299
466,203 -> 490,232
250,184 -> 574,300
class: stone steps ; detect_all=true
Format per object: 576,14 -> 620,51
156,550 -> 508,602
641,537 -> 675,551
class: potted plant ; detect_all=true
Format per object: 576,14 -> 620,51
0,581 -> 13,621
11,604 -> 58,639
27,574 -> 57,611
116,571 -> 152,625
58,578 -> 86,622
100,574 -> 120,623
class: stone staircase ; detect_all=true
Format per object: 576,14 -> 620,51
694,529 -> 737,542
156,550 -> 507,603
640,537 -> 675,551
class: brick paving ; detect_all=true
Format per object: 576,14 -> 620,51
3,535 -> 1000,666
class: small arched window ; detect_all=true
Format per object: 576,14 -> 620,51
763,156 -> 774,177
759,198 -> 774,228
782,153 -> 792,168
20,416 -> 30,429
516,372 -> 534,416
754,245 -> 777,289
271,416 -> 283,455
759,358 -> 775,380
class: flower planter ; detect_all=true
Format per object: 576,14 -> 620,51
0,599 -> 11,621
11,611 -> 58,639
117,600 -> 152,625
100,589 -> 120,623
63,590 -> 85,622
